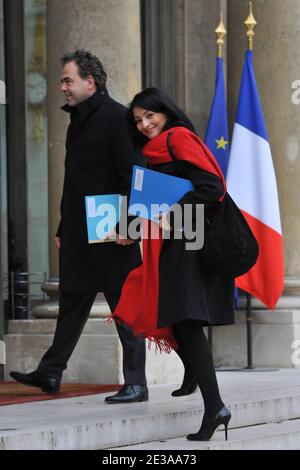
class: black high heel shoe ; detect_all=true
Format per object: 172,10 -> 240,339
186,405 -> 231,441
171,376 -> 198,397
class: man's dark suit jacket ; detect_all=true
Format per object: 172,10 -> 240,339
57,87 -> 142,292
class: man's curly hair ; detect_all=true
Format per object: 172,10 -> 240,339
61,49 -> 107,89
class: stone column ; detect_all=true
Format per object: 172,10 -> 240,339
47,0 -> 142,278
26,0 -> 148,383
211,1 -> 300,368
36,0 -> 141,313
177,0 -> 227,135
227,0 -> 300,298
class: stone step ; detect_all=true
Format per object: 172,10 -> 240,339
32,298 -> 110,318
4,319 -> 184,384
7,318 -> 115,335
1,371 -> 300,449
211,309 -> 300,369
112,418 -> 300,450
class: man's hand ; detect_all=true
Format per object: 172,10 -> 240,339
115,233 -> 135,245
104,231 -> 134,245
54,236 -> 61,249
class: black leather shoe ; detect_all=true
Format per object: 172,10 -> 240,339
105,384 -> 148,404
187,405 -> 231,441
10,370 -> 60,395
171,376 -> 198,397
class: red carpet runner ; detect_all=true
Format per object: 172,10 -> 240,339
0,382 -> 121,406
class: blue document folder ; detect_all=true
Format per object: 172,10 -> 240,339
85,194 -> 122,243
128,165 -> 194,221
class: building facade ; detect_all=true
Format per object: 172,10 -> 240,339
1,0 -> 300,381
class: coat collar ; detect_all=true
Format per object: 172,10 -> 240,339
61,86 -> 109,114
61,87 -> 109,141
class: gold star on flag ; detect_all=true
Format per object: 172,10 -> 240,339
215,136 -> 229,150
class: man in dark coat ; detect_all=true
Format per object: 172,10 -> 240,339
10,49 -> 148,403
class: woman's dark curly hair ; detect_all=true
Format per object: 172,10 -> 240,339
127,87 -> 195,147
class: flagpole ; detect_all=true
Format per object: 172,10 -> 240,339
245,1 -> 257,51
244,1 -> 257,369
207,13 -> 227,350
215,12 -> 226,58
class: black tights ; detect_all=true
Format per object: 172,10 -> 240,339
173,320 -> 224,416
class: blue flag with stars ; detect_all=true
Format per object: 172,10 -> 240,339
205,57 -> 230,177
205,56 -> 239,308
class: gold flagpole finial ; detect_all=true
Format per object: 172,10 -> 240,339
215,12 -> 227,58
245,1 -> 257,50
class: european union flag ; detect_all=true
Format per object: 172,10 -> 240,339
205,57 -> 230,177
205,56 -> 239,308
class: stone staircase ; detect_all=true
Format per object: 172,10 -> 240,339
1,369 -> 300,450
113,419 -> 300,450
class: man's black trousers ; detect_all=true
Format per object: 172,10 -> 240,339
36,291 -> 146,385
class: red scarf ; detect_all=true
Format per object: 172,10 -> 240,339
110,127 -> 226,352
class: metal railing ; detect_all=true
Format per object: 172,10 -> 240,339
1,272 -> 47,319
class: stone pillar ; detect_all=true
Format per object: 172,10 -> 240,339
178,0 -> 227,135
47,0 -> 142,278
27,0 -> 176,384
211,1 -> 300,369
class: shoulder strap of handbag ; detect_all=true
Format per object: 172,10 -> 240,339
166,131 -> 182,176
167,128 -> 224,177
167,128 -> 209,175
167,129 -> 228,217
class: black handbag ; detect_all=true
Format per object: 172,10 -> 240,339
166,131 -> 259,278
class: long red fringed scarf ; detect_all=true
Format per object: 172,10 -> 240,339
110,127 -> 226,352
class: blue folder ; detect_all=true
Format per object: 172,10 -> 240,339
85,194 -> 122,243
128,165 -> 194,221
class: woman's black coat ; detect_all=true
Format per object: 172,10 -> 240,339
151,161 -> 235,327
57,88 -> 142,292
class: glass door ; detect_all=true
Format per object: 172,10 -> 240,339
0,0 -> 7,375
24,0 -> 48,303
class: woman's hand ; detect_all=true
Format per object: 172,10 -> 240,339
155,212 -> 173,232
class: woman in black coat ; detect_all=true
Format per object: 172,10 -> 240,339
113,88 -> 234,441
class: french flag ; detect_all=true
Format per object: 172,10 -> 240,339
226,50 -> 284,309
